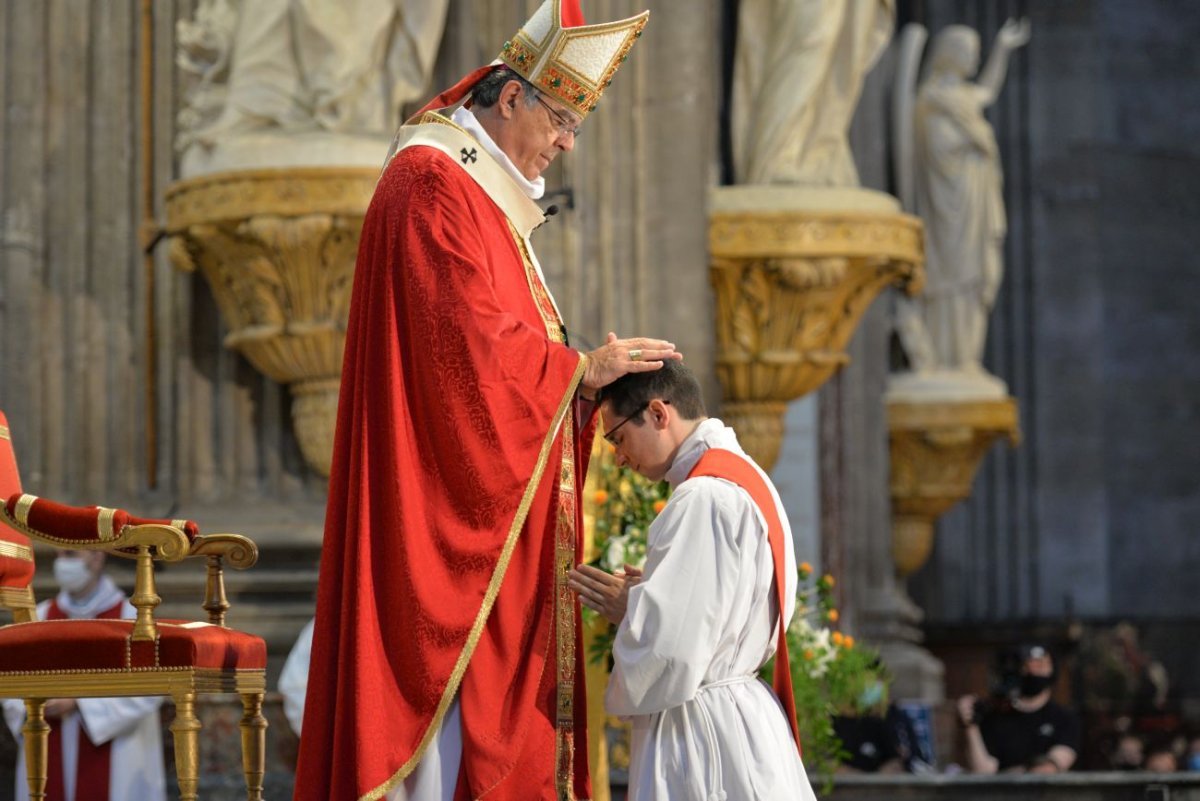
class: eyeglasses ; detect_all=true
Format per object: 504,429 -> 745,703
603,402 -> 649,446
533,93 -> 582,138
602,400 -> 669,446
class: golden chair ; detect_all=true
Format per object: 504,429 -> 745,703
0,410 -> 268,801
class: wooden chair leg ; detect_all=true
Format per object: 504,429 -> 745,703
22,699 -> 49,801
170,690 -> 202,801
239,691 -> 268,801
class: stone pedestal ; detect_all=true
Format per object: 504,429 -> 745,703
889,395 -> 1021,577
884,391 -> 1021,699
165,168 -> 377,476
709,186 -> 924,470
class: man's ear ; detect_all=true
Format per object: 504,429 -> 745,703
649,398 -> 671,430
497,80 -> 523,119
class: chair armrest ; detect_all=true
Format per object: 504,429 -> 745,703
188,533 -> 259,626
1,495 -> 190,562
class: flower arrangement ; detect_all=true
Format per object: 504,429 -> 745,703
762,563 -> 891,788
584,449 -> 669,663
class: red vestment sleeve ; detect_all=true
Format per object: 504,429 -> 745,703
295,146 -> 590,800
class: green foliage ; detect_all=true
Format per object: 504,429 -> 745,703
585,449 -> 670,664
761,564 -> 891,792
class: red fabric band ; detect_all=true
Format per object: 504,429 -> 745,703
687,448 -> 803,755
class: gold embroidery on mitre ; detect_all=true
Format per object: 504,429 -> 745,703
499,0 -> 649,119
0,425 -> 9,440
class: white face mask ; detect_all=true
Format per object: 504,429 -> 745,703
53,557 -> 93,594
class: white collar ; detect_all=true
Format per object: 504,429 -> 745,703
664,418 -> 746,489
452,107 -> 546,200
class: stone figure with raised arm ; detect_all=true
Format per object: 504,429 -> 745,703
891,18 -> 1030,397
731,0 -> 894,186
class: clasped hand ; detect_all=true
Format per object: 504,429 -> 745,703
568,563 -> 643,625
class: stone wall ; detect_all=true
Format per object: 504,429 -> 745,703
904,0 -> 1200,701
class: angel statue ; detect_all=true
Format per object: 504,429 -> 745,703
891,18 -> 1030,394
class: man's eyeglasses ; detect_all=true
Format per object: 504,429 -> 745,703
534,94 -> 582,138
602,400 -> 669,446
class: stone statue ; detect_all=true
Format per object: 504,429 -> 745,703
891,18 -> 1030,397
731,0 -> 895,186
176,0 -> 449,173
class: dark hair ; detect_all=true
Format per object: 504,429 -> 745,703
599,360 -> 706,422
471,66 -> 539,109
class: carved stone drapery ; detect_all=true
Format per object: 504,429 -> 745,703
709,188 -> 924,470
166,168 -> 377,476
888,396 -> 1021,576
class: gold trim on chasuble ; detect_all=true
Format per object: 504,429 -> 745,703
512,226 -> 584,801
363,210 -> 585,801
0,540 -> 33,562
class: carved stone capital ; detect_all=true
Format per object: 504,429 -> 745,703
888,396 -> 1021,576
165,169 -> 376,476
709,204 -> 925,470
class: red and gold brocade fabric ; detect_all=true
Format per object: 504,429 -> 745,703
294,143 -> 596,801
0,411 -> 34,592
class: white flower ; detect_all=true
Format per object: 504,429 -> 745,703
605,536 -> 628,572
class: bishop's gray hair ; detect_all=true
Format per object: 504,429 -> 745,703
471,66 -> 540,109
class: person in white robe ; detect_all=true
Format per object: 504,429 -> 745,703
569,361 -> 817,801
278,617 -> 315,736
3,551 -> 166,801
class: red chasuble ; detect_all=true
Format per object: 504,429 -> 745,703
295,117 -> 596,801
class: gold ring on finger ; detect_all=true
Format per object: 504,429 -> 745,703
629,349 -> 643,361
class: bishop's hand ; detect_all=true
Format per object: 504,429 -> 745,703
581,332 -> 682,392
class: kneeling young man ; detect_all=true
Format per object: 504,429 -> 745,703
569,361 -> 816,800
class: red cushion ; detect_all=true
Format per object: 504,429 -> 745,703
0,619 -> 266,673
5,495 -> 131,544
126,514 -> 200,542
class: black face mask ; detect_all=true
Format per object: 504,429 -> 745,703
1019,674 -> 1053,697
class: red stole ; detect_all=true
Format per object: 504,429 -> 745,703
43,598 -> 124,801
687,448 -> 803,754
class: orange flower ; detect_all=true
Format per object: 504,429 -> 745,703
653,499 -> 667,514
831,631 -> 845,647
803,649 -> 815,661
798,562 -> 812,578
844,635 -> 856,649
825,609 -> 839,623
594,490 -> 609,505
822,574 -> 835,588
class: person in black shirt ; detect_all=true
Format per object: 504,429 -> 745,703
958,643 -> 1081,773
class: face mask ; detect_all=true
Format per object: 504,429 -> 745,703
1019,674 -> 1053,698
53,557 -> 93,594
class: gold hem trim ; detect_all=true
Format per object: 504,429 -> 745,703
0,540 -> 33,561
363,354 -> 588,801
0,424 -> 9,440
